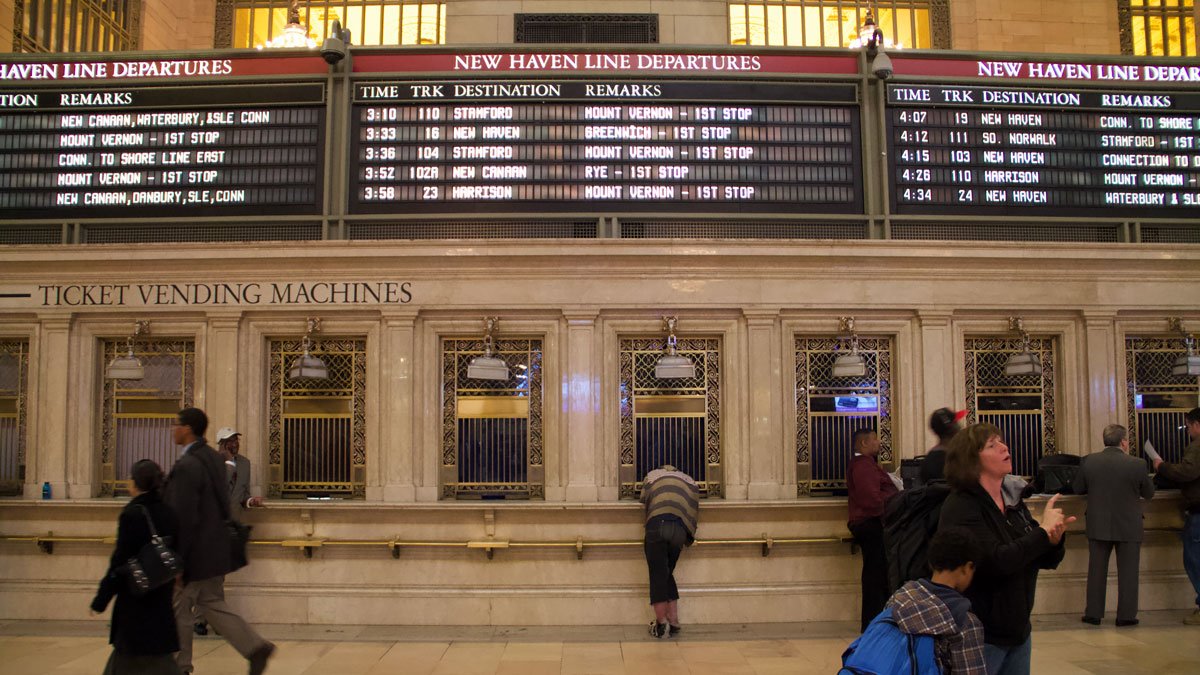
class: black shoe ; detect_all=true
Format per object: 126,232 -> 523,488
1116,619 -> 1139,627
647,621 -> 667,639
193,622 -> 208,636
1081,616 -> 1101,625
668,624 -> 681,637
248,641 -> 275,675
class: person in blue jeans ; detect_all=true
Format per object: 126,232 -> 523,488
1152,406 -> 1200,626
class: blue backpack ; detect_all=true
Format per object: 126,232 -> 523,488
839,607 -> 941,675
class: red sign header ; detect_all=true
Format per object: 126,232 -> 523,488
0,55 -> 329,82
892,56 -> 1200,84
352,51 -> 859,76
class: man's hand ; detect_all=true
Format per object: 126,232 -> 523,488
247,496 -> 264,508
1153,458 -> 1164,471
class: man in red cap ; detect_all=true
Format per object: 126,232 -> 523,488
919,407 -> 967,486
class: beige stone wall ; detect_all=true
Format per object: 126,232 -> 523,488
0,0 -> 15,54
0,240 -> 1197,624
141,0 -> 216,52
954,0 -> 1122,55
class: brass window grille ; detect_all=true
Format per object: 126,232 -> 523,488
441,337 -> 544,499
100,339 -> 194,497
1120,0 -> 1196,56
219,0 -> 447,48
1125,335 -> 1199,465
619,337 -> 722,499
0,340 -> 29,497
268,337 -> 366,499
13,0 -> 139,53
964,336 -> 1057,478
795,336 -> 893,497
728,0 -> 947,49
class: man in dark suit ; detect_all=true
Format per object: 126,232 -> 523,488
1073,424 -> 1154,626
165,408 -> 275,674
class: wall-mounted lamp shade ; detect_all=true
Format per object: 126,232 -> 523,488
831,353 -> 867,378
1004,351 -> 1043,377
654,353 -> 696,379
467,354 -> 510,381
288,351 -> 328,380
1173,353 -> 1200,377
105,351 -> 144,380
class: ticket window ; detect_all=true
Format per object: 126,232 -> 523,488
441,337 -> 544,499
618,336 -> 722,499
795,336 -> 894,497
964,336 -> 1058,478
100,339 -> 195,497
1126,335 -> 1200,465
0,341 -> 29,497
268,338 -> 366,499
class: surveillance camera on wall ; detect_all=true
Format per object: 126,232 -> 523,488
872,51 -> 893,80
321,20 -> 350,65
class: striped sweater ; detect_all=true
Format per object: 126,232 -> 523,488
641,469 -> 700,537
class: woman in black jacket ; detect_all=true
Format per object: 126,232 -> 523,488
937,423 -> 1073,675
91,459 -> 182,675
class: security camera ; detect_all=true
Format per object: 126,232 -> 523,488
321,20 -> 350,66
321,35 -> 346,65
871,51 -> 893,80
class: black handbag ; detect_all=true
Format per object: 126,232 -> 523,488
123,504 -> 181,596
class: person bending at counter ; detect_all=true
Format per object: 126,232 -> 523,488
938,423 -> 1073,675
641,464 -> 700,639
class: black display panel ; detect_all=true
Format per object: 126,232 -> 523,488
0,83 -> 325,218
887,84 -> 1200,217
349,80 -> 862,214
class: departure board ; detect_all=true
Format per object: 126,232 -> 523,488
349,80 -> 862,214
888,84 -> 1200,216
0,83 -> 325,218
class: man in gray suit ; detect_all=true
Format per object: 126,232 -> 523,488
1073,424 -> 1155,626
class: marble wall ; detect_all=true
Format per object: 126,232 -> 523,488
0,239 -> 1197,624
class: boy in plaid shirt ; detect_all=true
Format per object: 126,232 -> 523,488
886,527 -> 987,674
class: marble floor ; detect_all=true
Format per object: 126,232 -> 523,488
0,612 -> 1197,674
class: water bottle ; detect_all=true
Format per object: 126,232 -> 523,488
41,482 -> 51,500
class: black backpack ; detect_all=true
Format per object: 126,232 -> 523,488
1031,453 -> 1081,495
882,482 -> 952,593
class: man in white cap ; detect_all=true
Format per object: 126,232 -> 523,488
215,427 -> 262,520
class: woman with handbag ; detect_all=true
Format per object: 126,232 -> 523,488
91,459 -> 182,675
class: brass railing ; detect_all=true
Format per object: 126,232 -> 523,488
4,527 -> 1182,559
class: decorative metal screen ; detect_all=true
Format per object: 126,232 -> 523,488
795,336 -> 893,496
728,0 -> 947,49
619,337 -> 722,499
514,14 -> 659,43
1125,335 -> 1199,465
441,338 -> 544,499
219,0 -> 446,48
13,0 -> 139,53
0,340 -> 29,496
1119,0 -> 1196,56
964,336 -> 1057,478
268,337 -> 367,498
100,340 -> 194,497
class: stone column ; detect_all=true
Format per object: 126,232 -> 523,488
917,310 -> 956,448
1081,311 -> 1119,454
381,309 -> 418,501
563,310 -> 600,501
745,309 -> 784,499
33,315 -> 72,498
204,311 -> 242,433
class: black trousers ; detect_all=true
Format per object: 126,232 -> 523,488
1085,538 -> 1141,622
849,517 -> 889,632
644,516 -> 687,604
